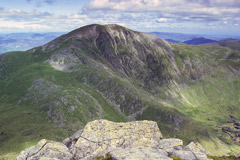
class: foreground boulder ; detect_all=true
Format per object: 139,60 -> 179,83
15,139 -> 73,160
102,147 -> 171,160
15,120 -> 210,160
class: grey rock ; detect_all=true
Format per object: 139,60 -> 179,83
156,138 -> 183,152
109,147 -> 171,160
171,150 -> 196,160
14,139 -> 73,160
235,154 -> 240,158
63,129 -> 83,148
72,119 -> 162,158
184,141 -> 209,160
15,120 -> 211,160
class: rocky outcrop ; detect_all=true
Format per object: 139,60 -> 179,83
101,147 -> 171,160
184,141 -> 210,160
15,139 -> 73,160
15,120 -> 211,160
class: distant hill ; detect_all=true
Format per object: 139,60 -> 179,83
217,38 -> 240,51
151,32 -> 240,44
183,37 -> 216,45
180,37 -> 240,50
151,32 -> 199,42
0,32 -> 64,54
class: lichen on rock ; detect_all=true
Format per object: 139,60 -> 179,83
15,120 -> 211,160
14,139 -> 73,160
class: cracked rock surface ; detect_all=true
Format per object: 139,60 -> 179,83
15,120 -> 211,160
15,139 -> 73,160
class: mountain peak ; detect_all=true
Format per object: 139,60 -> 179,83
66,24 -> 132,39
41,23 -> 167,61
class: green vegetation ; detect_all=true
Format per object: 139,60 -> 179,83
92,153 -> 112,160
208,155 -> 240,160
171,155 -> 240,160
218,39 -> 240,51
171,156 -> 182,160
0,24 -> 239,159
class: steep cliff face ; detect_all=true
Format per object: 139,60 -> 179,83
0,24 -> 240,159
43,24 -> 175,89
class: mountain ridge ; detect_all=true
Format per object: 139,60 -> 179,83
0,24 -> 240,159
183,37 -> 216,45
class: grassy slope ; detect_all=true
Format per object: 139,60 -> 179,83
0,50 -> 127,159
0,25 -> 239,158
168,43 -> 240,154
218,40 -> 240,51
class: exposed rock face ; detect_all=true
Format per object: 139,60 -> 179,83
104,147 -> 171,160
66,120 -> 163,159
15,139 -> 73,160
15,120 -> 211,160
184,141 -> 209,160
171,150 -> 196,160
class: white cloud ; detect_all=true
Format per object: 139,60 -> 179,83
0,20 -> 50,29
115,23 -> 125,26
157,18 -> 168,23
84,0 -> 240,24
0,8 -> 93,32
144,24 -> 159,28
212,0 -> 239,5
131,13 -> 141,18
85,0 -> 163,12
0,0 -> 239,34
68,14 -> 89,19
0,8 -> 54,21
182,17 -> 190,20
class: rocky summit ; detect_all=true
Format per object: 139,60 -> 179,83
15,120 -> 210,160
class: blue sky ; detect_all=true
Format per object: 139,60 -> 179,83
0,0 -> 240,35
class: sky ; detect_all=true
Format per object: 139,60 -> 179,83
0,0 -> 240,35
